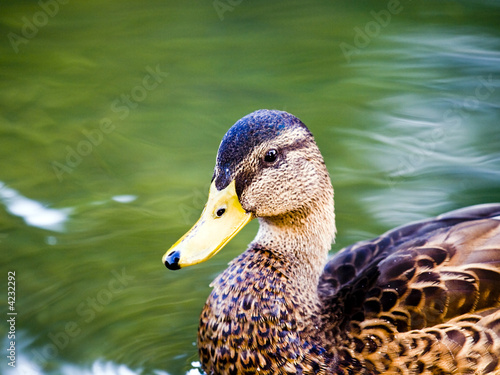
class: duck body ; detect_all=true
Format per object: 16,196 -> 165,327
199,246 -> 334,374
163,110 -> 500,375
200,205 -> 500,375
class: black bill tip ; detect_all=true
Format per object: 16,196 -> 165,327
164,250 -> 181,270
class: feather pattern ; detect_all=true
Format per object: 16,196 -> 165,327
317,204 -> 500,374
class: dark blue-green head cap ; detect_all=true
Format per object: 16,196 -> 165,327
213,109 -> 313,195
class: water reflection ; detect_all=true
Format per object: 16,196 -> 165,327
111,195 -> 138,204
0,181 -> 71,232
1,332 -> 201,375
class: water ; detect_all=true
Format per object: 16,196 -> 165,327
1,1 -> 500,374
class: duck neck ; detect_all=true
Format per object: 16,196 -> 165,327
252,191 -> 336,300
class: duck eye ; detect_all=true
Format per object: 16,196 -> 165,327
216,208 -> 226,217
264,149 -> 278,163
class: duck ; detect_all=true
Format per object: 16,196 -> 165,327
162,109 -> 500,375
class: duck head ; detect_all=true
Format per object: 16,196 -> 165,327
163,109 -> 335,270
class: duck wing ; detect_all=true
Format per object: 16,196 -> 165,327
318,204 -> 500,373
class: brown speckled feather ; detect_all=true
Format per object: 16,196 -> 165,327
317,204 -> 500,374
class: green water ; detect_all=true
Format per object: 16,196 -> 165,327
1,1 -> 500,374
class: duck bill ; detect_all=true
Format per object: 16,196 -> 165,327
162,180 -> 253,270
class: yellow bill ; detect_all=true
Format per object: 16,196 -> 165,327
163,180 -> 253,270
